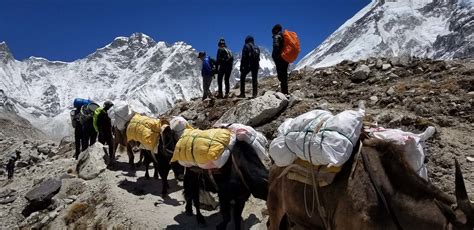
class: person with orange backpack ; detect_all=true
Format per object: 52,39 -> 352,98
272,24 -> 300,95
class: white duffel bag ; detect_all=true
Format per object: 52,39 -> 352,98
269,108 -> 365,167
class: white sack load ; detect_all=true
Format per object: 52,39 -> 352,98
109,102 -> 135,131
214,123 -> 269,162
365,126 -> 435,180
170,116 -> 192,139
269,108 -> 365,167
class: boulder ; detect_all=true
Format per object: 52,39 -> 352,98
23,178 -> 61,217
350,64 -> 370,83
375,59 -> 384,69
215,91 -> 289,127
382,63 -> 392,70
76,143 -> 107,180
37,143 -> 50,155
25,179 -> 61,203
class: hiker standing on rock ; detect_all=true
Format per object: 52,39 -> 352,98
272,24 -> 300,95
198,51 -> 216,101
239,35 -> 260,98
216,38 -> 234,99
93,101 -> 115,163
272,24 -> 289,95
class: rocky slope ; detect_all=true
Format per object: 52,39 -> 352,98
297,0 -> 474,69
0,57 -> 472,229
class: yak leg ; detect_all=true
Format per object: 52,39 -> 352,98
158,156 -> 171,195
233,198 -> 247,230
127,144 -> 135,171
217,195 -> 231,230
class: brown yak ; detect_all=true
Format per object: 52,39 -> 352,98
267,138 -> 474,229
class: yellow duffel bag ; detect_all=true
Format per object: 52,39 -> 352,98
171,128 -> 236,169
126,114 -> 162,153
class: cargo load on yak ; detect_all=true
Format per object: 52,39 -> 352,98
126,114 -> 162,153
109,103 -> 135,131
214,123 -> 269,163
170,116 -> 193,139
365,126 -> 436,180
269,106 -> 365,168
171,128 -> 236,169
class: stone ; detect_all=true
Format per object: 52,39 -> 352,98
388,73 -> 399,79
76,143 -> 107,180
370,96 -> 378,102
375,59 -> 383,69
25,178 -> 61,203
386,87 -> 395,96
382,63 -> 391,70
350,64 -> 371,83
467,156 -> 474,162
23,178 -> 61,217
215,91 -> 289,127
37,143 -> 50,155
16,160 -> 29,168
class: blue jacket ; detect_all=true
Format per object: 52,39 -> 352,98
201,56 -> 215,77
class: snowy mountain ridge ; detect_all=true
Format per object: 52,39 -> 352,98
0,33 -> 275,139
296,0 -> 474,69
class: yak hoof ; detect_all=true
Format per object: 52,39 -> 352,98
197,215 -> 206,227
216,222 -> 226,230
185,209 -> 193,216
145,174 -> 150,180
176,174 -> 184,181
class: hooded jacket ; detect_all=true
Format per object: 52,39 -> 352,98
240,36 -> 260,72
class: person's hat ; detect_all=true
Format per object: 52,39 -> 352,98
218,38 -> 226,46
197,51 -> 206,58
104,101 -> 114,110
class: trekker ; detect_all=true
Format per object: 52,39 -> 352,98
272,24 -> 289,95
239,35 -> 260,98
71,108 -> 83,159
94,101 -> 115,163
198,51 -> 216,101
216,38 -> 234,99
6,150 -> 20,180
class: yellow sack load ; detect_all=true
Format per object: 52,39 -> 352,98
126,114 -> 162,153
171,128 -> 236,169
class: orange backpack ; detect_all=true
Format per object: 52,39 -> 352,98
281,30 -> 301,63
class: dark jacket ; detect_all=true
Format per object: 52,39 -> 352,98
240,36 -> 259,72
216,46 -> 233,67
272,31 -> 284,61
97,109 -> 112,141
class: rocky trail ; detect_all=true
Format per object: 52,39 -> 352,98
0,57 -> 472,229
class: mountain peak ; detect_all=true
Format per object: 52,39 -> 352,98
296,0 -> 473,69
0,42 -> 14,62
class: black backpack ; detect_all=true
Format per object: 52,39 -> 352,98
248,44 -> 260,64
223,48 -> 234,63
210,58 -> 218,75
79,103 -> 99,125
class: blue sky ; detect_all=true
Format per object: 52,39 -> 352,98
0,0 -> 370,62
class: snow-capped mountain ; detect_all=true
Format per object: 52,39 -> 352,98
296,0 -> 474,69
0,33 -> 203,139
0,33 -> 276,139
231,47 -> 276,80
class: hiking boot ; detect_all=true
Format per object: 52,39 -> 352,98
224,93 -> 229,99
237,94 -> 245,98
217,92 -> 223,99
